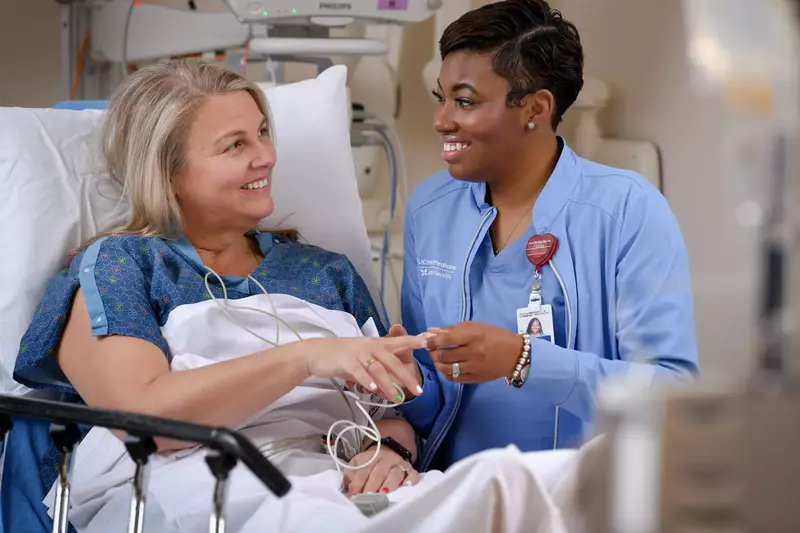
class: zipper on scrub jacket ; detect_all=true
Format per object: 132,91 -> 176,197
420,209 -> 494,471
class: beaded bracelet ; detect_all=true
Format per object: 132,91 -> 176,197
505,333 -> 531,388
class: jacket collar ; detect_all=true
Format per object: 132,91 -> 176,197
469,137 -> 581,234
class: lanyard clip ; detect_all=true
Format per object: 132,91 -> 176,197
528,288 -> 542,312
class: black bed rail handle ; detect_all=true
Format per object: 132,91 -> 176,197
0,394 -> 290,497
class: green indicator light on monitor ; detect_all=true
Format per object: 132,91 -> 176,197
292,8 -> 297,14
263,11 -> 268,16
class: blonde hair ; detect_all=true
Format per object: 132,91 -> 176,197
97,60 -> 276,241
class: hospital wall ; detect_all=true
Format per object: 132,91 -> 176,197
0,0 -> 62,107
542,0 -> 762,380
0,0 -> 780,382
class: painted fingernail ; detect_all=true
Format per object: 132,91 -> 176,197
369,382 -> 377,391
381,487 -> 390,493
415,385 -> 423,395
395,393 -> 403,402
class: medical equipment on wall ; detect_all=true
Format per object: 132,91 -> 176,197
575,1 -> 800,532
62,0 -> 439,127
90,0 -> 248,65
350,110 -> 409,317
225,0 -> 442,25
84,0 -> 442,64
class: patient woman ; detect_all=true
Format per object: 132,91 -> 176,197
13,60 -> 433,528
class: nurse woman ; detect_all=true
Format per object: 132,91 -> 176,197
398,0 -> 700,472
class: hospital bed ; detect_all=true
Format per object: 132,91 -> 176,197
0,64 -> 386,532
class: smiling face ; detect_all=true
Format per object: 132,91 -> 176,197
433,52 -> 533,182
172,91 -> 276,233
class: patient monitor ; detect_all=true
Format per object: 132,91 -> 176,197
89,0 -> 441,64
223,0 -> 441,58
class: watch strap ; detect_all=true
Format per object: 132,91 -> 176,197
365,437 -> 412,462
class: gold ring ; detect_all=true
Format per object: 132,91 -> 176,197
363,357 -> 377,370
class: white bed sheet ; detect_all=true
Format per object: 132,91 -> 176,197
45,293 -> 585,533
75,445 -> 579,533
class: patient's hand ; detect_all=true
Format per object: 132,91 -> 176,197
344,447 -> 420,497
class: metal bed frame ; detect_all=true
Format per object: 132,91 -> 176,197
0,395 -> 291,533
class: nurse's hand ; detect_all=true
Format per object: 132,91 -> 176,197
425,322 -> 524,383
344,447 -> 420,496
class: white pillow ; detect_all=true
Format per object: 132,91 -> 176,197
0,65 -> 378,396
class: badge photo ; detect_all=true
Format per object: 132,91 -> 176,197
516,306 -> 555,343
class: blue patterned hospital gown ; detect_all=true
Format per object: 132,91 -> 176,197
13,231 -> 386,490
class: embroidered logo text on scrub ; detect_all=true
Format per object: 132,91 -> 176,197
418,259 -> 456,280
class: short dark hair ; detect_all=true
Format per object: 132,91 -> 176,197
439,0 -> 584,129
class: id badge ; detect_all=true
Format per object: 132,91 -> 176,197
516,305 -> 556,344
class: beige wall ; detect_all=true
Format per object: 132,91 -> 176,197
0,0 -> 787,379
794,182 -> 800,380
550,0 -> 761,379
0,0 -> 62,107
391,17 -> 443,203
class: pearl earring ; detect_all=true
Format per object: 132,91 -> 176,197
527,121 -> 536,130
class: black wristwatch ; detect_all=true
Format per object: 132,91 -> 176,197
365,437 -> 413,463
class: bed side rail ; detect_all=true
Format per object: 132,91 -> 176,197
0,394 -> 290,533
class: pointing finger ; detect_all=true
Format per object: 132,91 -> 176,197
381,335 -> 428,351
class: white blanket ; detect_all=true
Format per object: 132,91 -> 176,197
46,294 -> 583,533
